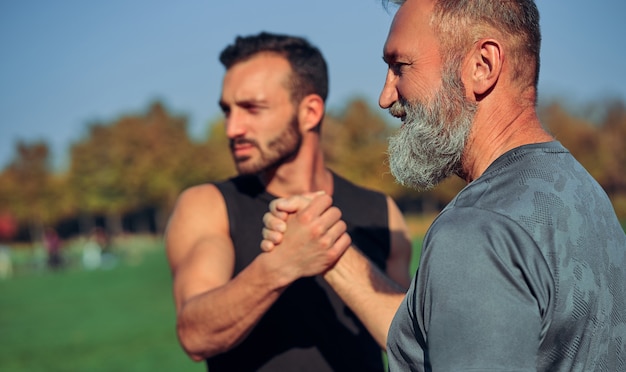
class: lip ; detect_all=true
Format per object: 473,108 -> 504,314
231,143 -> 255,157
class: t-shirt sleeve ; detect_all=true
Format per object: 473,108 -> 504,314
413,207 -> 553,371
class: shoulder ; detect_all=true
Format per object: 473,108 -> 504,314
175,183 -> 225,211
165,182 -> 234,273
425,207 -> 536,260
166,183 -> 230,249
421,207 -> 552,297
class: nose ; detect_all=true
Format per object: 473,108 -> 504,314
379,69 -> 398,109
225,110 -> 246,139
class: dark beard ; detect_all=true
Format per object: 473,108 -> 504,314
232,115 -> 302,175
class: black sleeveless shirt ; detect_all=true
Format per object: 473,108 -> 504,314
208,172 -> 390,371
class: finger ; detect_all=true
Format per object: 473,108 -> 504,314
261,227 -> 284,245
260,239 -> 275,252
295,194 -> 334,225
305,204 -> 342,237
263,212 -> 286,233
301,190 -> 326,200
273,192 -> 325,214
327,231 -> 352,259
268,199 -> 290,218
320,219 -> 347,249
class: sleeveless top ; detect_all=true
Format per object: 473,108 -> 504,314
208,172 -> 390,371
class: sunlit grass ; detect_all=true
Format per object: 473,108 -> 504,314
0,238 -> 203,372
0,229 -> 444,372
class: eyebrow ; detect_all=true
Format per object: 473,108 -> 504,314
382,51 -> 400,65
219,97 -> 268,110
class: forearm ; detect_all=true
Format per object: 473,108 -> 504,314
323,246 -> 406,349
176,254 -> 290,360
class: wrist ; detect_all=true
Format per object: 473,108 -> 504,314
255,251 -> 299,290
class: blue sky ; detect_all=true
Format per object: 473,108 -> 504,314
1,0 -> 625,170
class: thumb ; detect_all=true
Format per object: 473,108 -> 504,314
272,191 -> 326,214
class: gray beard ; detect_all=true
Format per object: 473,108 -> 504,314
387,72 -> 477,190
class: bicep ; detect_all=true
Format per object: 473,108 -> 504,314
385,196 -> 412,288
165,185 -> 235,311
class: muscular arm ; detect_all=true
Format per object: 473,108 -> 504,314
166,186 -> 349,361
166,185 -> 287,361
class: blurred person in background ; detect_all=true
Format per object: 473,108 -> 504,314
165,31 -> 412,371
43,227 -> 63,270
261,0 -> 626,370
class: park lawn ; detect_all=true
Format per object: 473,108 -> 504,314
0,236 -> 425,372
0,241 -> 204,372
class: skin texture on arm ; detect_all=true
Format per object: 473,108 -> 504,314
166,186 -> 349,361
323,245 -> 407,349
384,195 -> 412,289
262,194 -> 408,349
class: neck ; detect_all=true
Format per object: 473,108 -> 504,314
460,94 -> 554,183
262,135 -> 334,197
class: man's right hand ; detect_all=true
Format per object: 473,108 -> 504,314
261,193 -> 351,278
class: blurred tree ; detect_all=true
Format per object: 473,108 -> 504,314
598,100 -> 626,218
0,142 -> 67,241
541,102 -> 605,181
323,98 -> 403,196
2,97 -> 623,242
599,100 -> 626,195
540,100 -> 626,219
203,118 -> 237,181
69,122 -> 126,235
68,102 -> 222,235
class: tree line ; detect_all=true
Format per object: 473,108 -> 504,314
1,98 -> 624,243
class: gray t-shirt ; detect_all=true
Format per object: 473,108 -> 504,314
387,142 -> 626,371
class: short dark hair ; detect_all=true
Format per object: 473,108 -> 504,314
219,32 -> 329,104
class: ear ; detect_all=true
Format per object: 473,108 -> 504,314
465,38 -> 503,98
298,94 -> 325,132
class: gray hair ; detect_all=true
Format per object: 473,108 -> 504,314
383,0 -> 541,97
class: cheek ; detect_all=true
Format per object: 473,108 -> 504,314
400,73 -> 438,102
402,56 -> 444,102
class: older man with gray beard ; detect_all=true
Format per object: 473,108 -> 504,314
260,0 -> 626,370
387,66 -> 476,190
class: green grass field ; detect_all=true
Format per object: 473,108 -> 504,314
0,236 -> 423,372
0,238 -> 204,372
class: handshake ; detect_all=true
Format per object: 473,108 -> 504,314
260,192 -> 351,278
260,191 -> 407,349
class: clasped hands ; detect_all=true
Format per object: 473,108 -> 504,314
261,192 -> 351,278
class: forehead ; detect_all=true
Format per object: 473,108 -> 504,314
383,0 -> 439,61
221,53 -> 292,100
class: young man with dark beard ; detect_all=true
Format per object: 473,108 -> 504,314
261,1 -> 626,370
165,32 -> 412,371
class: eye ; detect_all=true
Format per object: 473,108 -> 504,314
241,102 -> 263,115
390,62 -> 410,76
219,103 -> 231,118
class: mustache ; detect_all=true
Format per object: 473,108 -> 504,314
389,100 -> 406,118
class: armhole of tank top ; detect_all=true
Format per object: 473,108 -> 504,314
215,182 -> 236,241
